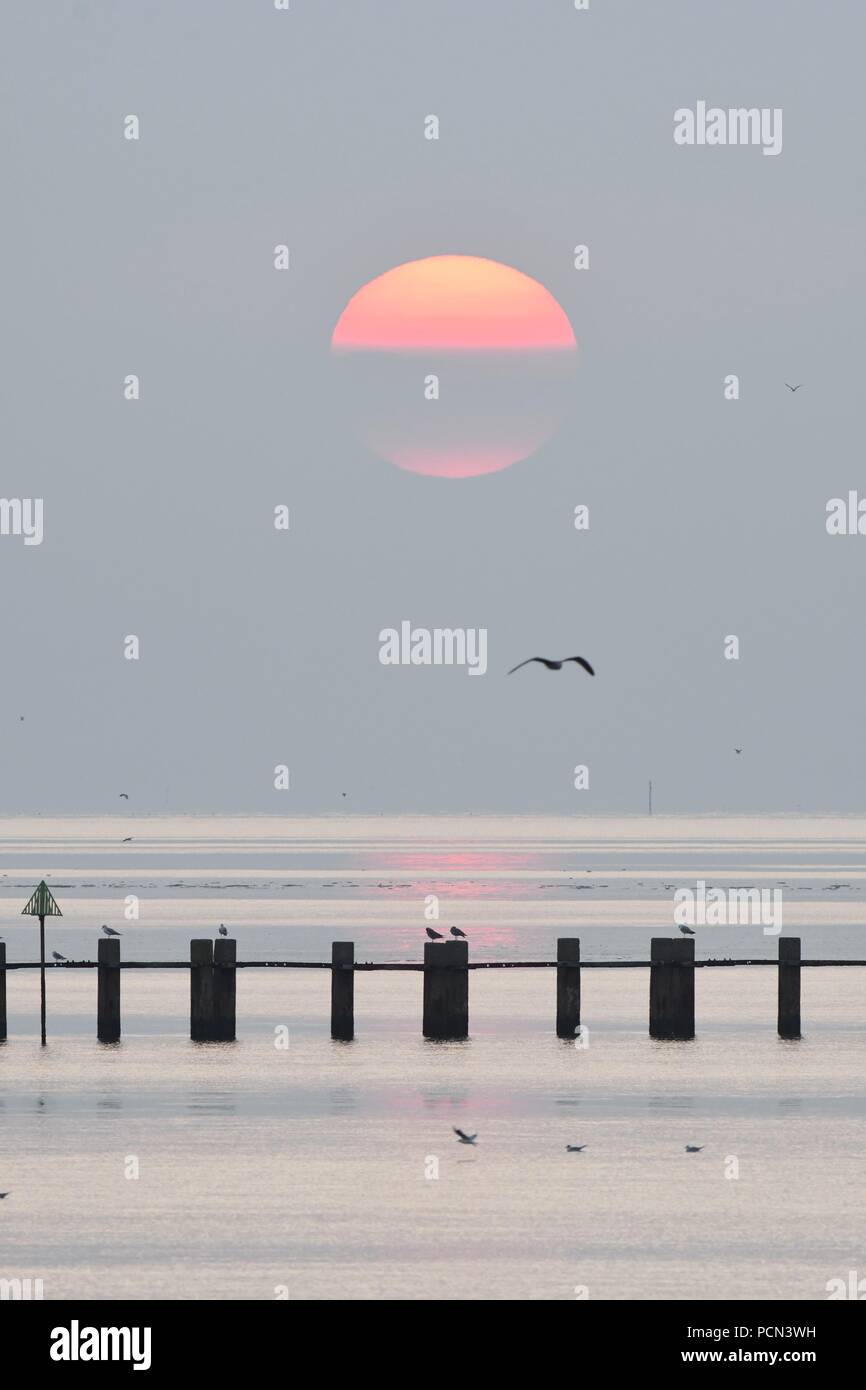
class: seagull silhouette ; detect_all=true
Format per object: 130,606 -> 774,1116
425,927 -> 443,940
508,656 -> 595,676
785,383 -> 802,392
0,1192 -> 10,1199
51,951 -> 67,962
566,1144 -> 587,1152
685,1144 -> 704,1153
119,793 -> 129,799
101,925 -> 121,937
734,748 -> 742,754
679,924 -> 695,936
450,926 -> 466,939
218,924 -> 227,937
453,1128 -> 477,1145
121,837 -> 133,843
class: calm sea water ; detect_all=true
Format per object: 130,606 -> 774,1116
1,815 -> 865,1300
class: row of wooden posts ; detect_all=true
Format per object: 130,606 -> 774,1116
0,936 -> 809,1043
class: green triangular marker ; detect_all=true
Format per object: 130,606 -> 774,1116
21,881 -> 62,918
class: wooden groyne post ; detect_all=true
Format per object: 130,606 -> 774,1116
0,941 -> 6,1042
331,941 -> 354,1041
556,937 -> 581,1039
649,936 -> 695,1039
423,939 -> 468,1040
213,938 -> 237,1042
778,937 -> 801,1039
97,937 -> 121,1042
190,939 -> 215,1042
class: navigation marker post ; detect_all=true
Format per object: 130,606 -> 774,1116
22,880 -> 62,1046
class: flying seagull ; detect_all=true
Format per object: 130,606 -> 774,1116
218,924 -> 227,937
119,793 -> 129,799
425,927 -> 443,940
101,925 -> 121,937
734,748 -> 742,754
678,924 -> 695,936
450,926 -> 466,939
453,1128 -> 477,1145
685,1144 -> 704,1153
785,383 -> 802,392
51,951 -> 67,962
508,656 -> 595,676
121,837 -> 133,843
566,1144 -> 587,1152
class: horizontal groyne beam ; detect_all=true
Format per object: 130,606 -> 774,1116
5,958 -> 866,970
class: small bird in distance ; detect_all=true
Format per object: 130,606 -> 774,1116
450,926 -> 466,939
119,793 -> 129,800
121,837 -> 133,843
785,383 -> 803,392
218,924 -> 227,937
453,1128 -> 477,1145
566,1144 -> 587,1152
0,1192 -> 10,1199
678,925 -> 696,936
508,655 -> 595,676
101,925 -> 121,937
734,748 -> 742,755
685,1144 -> 704,1153
425,927 -> 443,941
51,951 -> 67,962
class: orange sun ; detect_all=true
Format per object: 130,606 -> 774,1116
331,255 -> 578,478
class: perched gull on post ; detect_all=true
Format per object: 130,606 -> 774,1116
678,925 -> 695,936
425,927 -> 443,941
450,926 -> 466,939
218,924 -> 228,937
101,925 -> 121,937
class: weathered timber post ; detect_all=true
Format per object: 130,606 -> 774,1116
423,939 -> 468,1040
0,941 -> 6,1042
556,937 -> 581,1039
213,937 -> 237,1042
190,939 -> 215,1042
331,941 -> 354,1041
97,936 -> 121,1042
649,937 -> 695,1039
778,936 -> 801,1039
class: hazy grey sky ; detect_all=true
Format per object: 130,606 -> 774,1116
2,1 -> 864,815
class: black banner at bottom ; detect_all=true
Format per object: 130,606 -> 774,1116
6,1299 -> 860,1375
